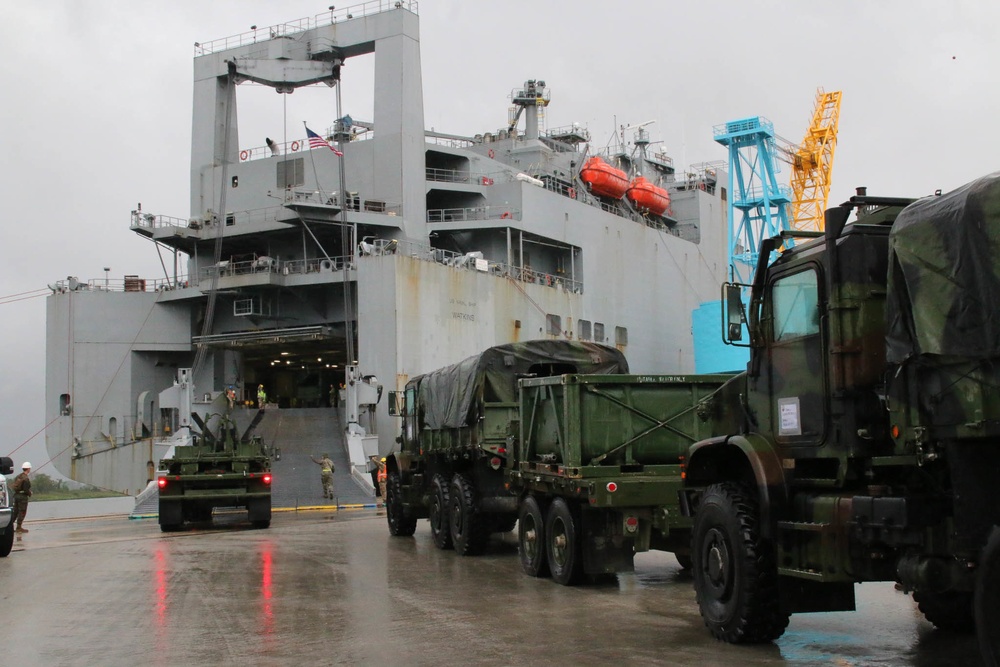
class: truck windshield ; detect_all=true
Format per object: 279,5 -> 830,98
772,269 -> 819,342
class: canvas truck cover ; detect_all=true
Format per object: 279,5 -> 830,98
414,341 -> 629,430
887,171 -> 1000,363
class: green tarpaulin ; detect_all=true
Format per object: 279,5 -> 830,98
413,340 -> 628,430
887,171 -> 1000,362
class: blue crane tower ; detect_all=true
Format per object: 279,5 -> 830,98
713,117 -> 792,283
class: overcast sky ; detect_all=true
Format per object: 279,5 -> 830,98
2,0 -> 998,478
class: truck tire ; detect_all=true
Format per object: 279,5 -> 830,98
546,498 -> 583,585
248,498 -> 271,529
0,526 -> 13,557
913,591 -> 974,631
159,502 -> 183,532
518,495 -> 549,578
385,472 -> 417,537
691,482 -> 789,643
976,526 -> 1000,667
386,471 -> 417,537
429,474 -> 453,550
450,473 -> 489,556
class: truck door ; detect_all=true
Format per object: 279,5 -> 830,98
766,265 -> 827,445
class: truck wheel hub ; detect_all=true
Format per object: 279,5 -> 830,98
705,528 -> 730,591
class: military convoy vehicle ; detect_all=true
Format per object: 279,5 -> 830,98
684,176 -> 999,663
0,456 -> 14,557
385,175 -> 1000,664
385,340 -> 735,576
384,341 -> 630,554
157,409 -> 272,531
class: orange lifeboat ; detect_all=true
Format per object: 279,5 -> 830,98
579,156 -> 628,199
626,176 -> 670,216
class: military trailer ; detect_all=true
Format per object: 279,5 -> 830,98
507,372 -> 735,583
682,175 -> 1000,664
0,456 -> 14,557
384,341 -> 628,554
157,410 -> 272,531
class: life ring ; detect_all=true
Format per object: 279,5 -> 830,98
240,150 -> 249,161
291,141 -> 300,152
567,187 -> 576,199
488,148 -> 495,159
500,211 -> 512,220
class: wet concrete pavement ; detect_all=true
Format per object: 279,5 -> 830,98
0,510 -> 984,667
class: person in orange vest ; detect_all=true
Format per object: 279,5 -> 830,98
377,457 -> 387,499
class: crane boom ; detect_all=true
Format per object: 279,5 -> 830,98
789,89 -> 842,232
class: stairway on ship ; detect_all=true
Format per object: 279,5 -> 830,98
249,407 -> 376,508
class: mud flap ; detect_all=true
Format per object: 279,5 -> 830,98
159,501 -> 182,528
580,509 -> 636,576
976,525 -> 1000,667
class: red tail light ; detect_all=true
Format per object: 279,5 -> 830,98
262,474 -> 272,485
157,477 -> 167,489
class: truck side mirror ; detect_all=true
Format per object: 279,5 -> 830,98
387,390 -> 403,416
0,456 -> 12,475
724,283 -> 745,343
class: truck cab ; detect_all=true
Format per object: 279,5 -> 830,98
684,179 -> 1000,665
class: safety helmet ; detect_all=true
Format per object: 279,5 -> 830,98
381,457 -> 386,463
21,461 -> 31,469
259,384 -> 264,388
322,453 -> 329,458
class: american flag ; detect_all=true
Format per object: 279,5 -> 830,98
305,126 -> 343,156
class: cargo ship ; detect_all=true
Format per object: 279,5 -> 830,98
45,1 -> 730,494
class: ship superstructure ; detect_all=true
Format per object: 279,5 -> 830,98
45,2 -> 729,493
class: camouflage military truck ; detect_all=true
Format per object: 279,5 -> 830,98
384,341 -> 629,555
683,174 -> 1000,664
0,456 -> 14,557
158,410 -> 272,531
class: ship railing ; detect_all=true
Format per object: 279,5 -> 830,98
544,124 -> 592,143
427,205 -> 520,223
426,168 -> 505,185
732,184 -> 792,204
426,135 -> 477,149
284,189 -> 402,216
130,211 -> 191,230
194,1 -> 419,56
239,127 -> 375,163
279,256 -> 354,275
51,276 -> 190,293
198,255 -> 354,282
365,238 -> 582,292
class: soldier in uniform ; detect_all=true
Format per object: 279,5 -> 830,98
12,461 -> 32,533
310,453 -> 336,500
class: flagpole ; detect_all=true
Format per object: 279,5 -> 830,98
335,76 -> 355,368
302,120 -> 327,202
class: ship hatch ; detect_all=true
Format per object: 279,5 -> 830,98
193,325 -> 349,409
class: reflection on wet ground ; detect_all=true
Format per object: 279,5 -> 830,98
0,510 -> 984,667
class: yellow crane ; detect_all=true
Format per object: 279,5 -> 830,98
780,89 -> 842,232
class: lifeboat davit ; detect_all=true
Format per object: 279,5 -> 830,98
579,156 -> 628,199
626,176 -> 670,216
